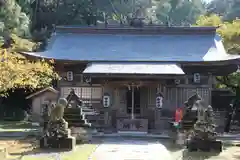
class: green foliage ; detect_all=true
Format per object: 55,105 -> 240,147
195,14 -> 240,90
207,0 -> 240,21
155,0 -> 206,25
0,106 -> 26,121
195,15 -> 240,54
28,0 -> 206,29
0,0 -> 30,37
34,0 -> 99,29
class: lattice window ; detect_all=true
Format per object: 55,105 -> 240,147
197,88 -> 210,105
61,87 -> 80,98
61,87 -> 102,100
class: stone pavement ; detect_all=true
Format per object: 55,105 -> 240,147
90,138 -> 240,160
90,139 -> 172,160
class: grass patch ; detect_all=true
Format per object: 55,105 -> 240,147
0,121 -> 37,132
20,144 -> 98,160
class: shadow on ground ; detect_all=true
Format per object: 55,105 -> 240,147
8,137 -> 100,158
0,121 -> 35,130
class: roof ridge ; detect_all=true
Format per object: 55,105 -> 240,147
55,25 -> 216,35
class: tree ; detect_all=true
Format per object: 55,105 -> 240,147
95,0 -> 157,24
0,0 -> 30,37
207,0 -> 240,21
155,0 -> 206,25
206,0 -> 231,16
31,0 -> 99,30
224,0 -> 240,21
0,35 -> 59,96
195,14 -> 240,90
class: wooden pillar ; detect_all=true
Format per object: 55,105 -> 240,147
208,73 -> 213,105
185,75 -> 189,85
131,86 -> 135,119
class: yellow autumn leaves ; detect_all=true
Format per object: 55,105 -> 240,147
0,39 -> 59,96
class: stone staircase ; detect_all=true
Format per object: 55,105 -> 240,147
63,106 -> 99,128
80,106 -> 100,127
181,120 -> 196,131
181,111 -> 197,131
181,111 -> 226,132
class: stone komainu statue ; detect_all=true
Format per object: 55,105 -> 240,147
40,97 -> 76,150
184,93 -> 202,109
49,98 -> 68,121
180,94 -> 202,131
189,98 -> 217,141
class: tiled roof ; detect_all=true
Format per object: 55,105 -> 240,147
22,26 -> 240,62
26,87 -> 59,99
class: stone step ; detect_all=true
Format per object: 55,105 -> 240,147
64,110 -> 81,115
65,107 -> 81,111
66,119 -> 85,124
81,111 -> 99,115
64,114 -> 82,119
81,108 -> 95,113
181,121 -> 195,130
68,122 -> 92,128
81,106 -> 94,109
82,114 -> 99,120
85,119 -> 97,124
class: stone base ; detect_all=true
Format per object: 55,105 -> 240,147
187,139 -> 222,152
40,136 -> 76,150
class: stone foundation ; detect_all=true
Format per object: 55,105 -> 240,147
187,139 -> 222,152
40,136 -> 76,150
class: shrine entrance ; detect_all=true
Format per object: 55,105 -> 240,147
117,84 -> 148,134
126,87 -> 141,117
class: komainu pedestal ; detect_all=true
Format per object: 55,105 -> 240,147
187,138 -> 222,152
40,118 -> 76,150
40,98 -> 76,150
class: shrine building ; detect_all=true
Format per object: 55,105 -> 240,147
23,25 -> 240,134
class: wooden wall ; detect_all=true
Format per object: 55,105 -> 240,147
58,78 -> 212,132
56,64 -> 217,132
